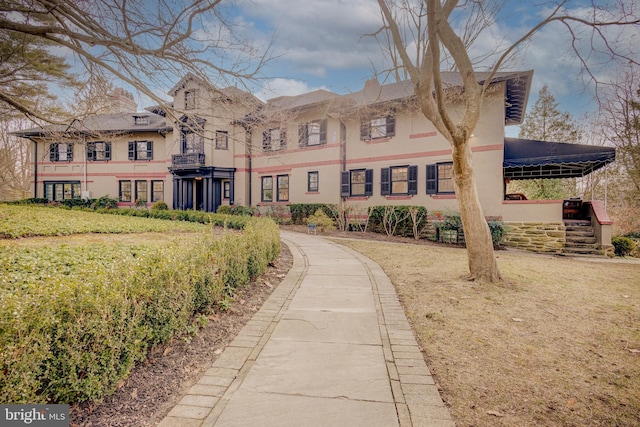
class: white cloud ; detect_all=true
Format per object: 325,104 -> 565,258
255,78 -> 328,101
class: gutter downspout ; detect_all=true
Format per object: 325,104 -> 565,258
31,138 -> 37,198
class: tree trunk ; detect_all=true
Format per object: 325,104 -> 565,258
453,139 -> 502,282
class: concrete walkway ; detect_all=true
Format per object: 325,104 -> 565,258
158,231 -> 454,427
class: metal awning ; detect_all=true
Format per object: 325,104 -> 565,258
503,137 -> 616,179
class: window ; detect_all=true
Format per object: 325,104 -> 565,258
261,176 -> 273,202
128,141 -> 153,160
381,165 -> 418,195
308,171 -> 319,192
223,181 -> 231,199
298,119 -> 327,146
263,127 -> 286,151
215,131 -> 228,149
426,162 -> 455,194
151,180 -> 164,202
134,115 -> 149,125
135,180 -> 148,203
44,181 -> 80,201
341,169 -> 373,197
360,115 -> 395,140
119,180 -> 132,202
184,90 -> 197,110
86,141 -> 111,161
277,175 -> 289,202
49,143 -> 73,162
181,128 -> 204,154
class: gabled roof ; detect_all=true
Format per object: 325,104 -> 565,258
503,137 -> 616,179
168,72 -> 263,107
13,112 -> 171,138
266,90 -> 340,111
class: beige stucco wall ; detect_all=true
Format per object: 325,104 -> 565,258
501,200 -> 563,222
32,131 -> 172,206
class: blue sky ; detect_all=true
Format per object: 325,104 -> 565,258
218,0 -> 638,138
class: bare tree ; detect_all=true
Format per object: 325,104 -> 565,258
376,0 -> 639,282
0,0 -> 271,123
0,118 -> 32,201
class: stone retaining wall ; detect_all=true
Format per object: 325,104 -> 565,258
503,222 -> 566,253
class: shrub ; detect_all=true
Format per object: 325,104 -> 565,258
151,201 -> 169,211
289,204 -> 334,225
612,236 -> 636,257
305,209 -> 336,231
368,206 -> 428,238
230,205 -> 258,216
217,205 -> 232,215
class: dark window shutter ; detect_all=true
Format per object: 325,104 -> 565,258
262,130 -> 270,150
146,141 -> 153,159
341,171 -> 350,197
365,169 -> 373,196
360,119 -> 369,140
320,119 -> 327,144
280,129 -> 287,149
67,144 -> 73,161
128,142 -> 135,160
298,124 -> 307,146
386,115 -> 396,136
426,164 -> 437,194
49,144 -> 57,162
380,167 -> 390,195
86,143 -> 94,161
105,142 -> 111,160
408,165 -> 418,194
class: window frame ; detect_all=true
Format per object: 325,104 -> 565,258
276,174 -> 289,202
215,130 -> 229,150
49,143 -> 74,162
263,127 -> 287,151
426,162 -> 455,195
151,180 -> 164,202
184,89 -> 197,110
128,140 -> 153,161
341,169 -> 373,197
261,176 -> 273,202
119,180 -> 132,202
223,181 -> 231,199
381,165 -> 418,195
44,181 -> 81,201
360,115 -> 396,140
134,115 -> 149,125
86,141 -> 111,161
307,171 -> 319,192
298,119 -> 327,146
135,180 -> 148,203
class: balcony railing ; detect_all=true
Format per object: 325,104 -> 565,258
171,153 -> 205,169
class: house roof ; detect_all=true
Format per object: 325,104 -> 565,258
13,112 -> 171,138
341,70 -> 533,125
266,90 -> 340,111
503,137 -> 616,179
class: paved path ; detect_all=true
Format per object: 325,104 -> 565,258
158,231 -> 454,427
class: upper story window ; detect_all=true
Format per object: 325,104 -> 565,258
263,127 -> 286,151
298,119 -> 327,146
86,141 -> 111,161
49,143 -> 73,162
426,162 -> 455,194
134,115 -> 149,125
184,90 -> 197,110
381,165 -> 418,195
181,127 -> 204,154
215,130 -> 228,150
341,169 -> 373,197
360,115 -> 395,140
128,140 -> 153,160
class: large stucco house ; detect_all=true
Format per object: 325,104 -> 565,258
14,71 -> 616,254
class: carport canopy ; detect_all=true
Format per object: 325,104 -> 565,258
503,137 -> 616,179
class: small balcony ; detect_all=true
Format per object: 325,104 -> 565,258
171,153 -> 205,169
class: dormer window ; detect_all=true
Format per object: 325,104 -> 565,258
134,115 -> 149,125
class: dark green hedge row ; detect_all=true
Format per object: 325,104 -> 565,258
289,204 -> 335,225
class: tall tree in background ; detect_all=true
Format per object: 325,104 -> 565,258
376,0 -> 639,282
597,65 -> 640,233
0,0 -> 269,122
509,85 -> 582,199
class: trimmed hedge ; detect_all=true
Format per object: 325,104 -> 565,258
0,214 -> 280,404
612,236 -> 636,257
289,204 -> 334,225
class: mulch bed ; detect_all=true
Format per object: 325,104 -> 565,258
70,244 -> 293,427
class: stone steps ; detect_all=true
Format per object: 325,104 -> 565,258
563,221 -> 602,256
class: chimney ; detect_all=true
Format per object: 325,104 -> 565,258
362,78 -> 381,102
108,88 -> 138,113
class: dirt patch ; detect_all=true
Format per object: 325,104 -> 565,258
69,243 -> 293,427
336,239 -> 640,427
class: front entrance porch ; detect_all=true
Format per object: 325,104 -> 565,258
170,167 -> 235,213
